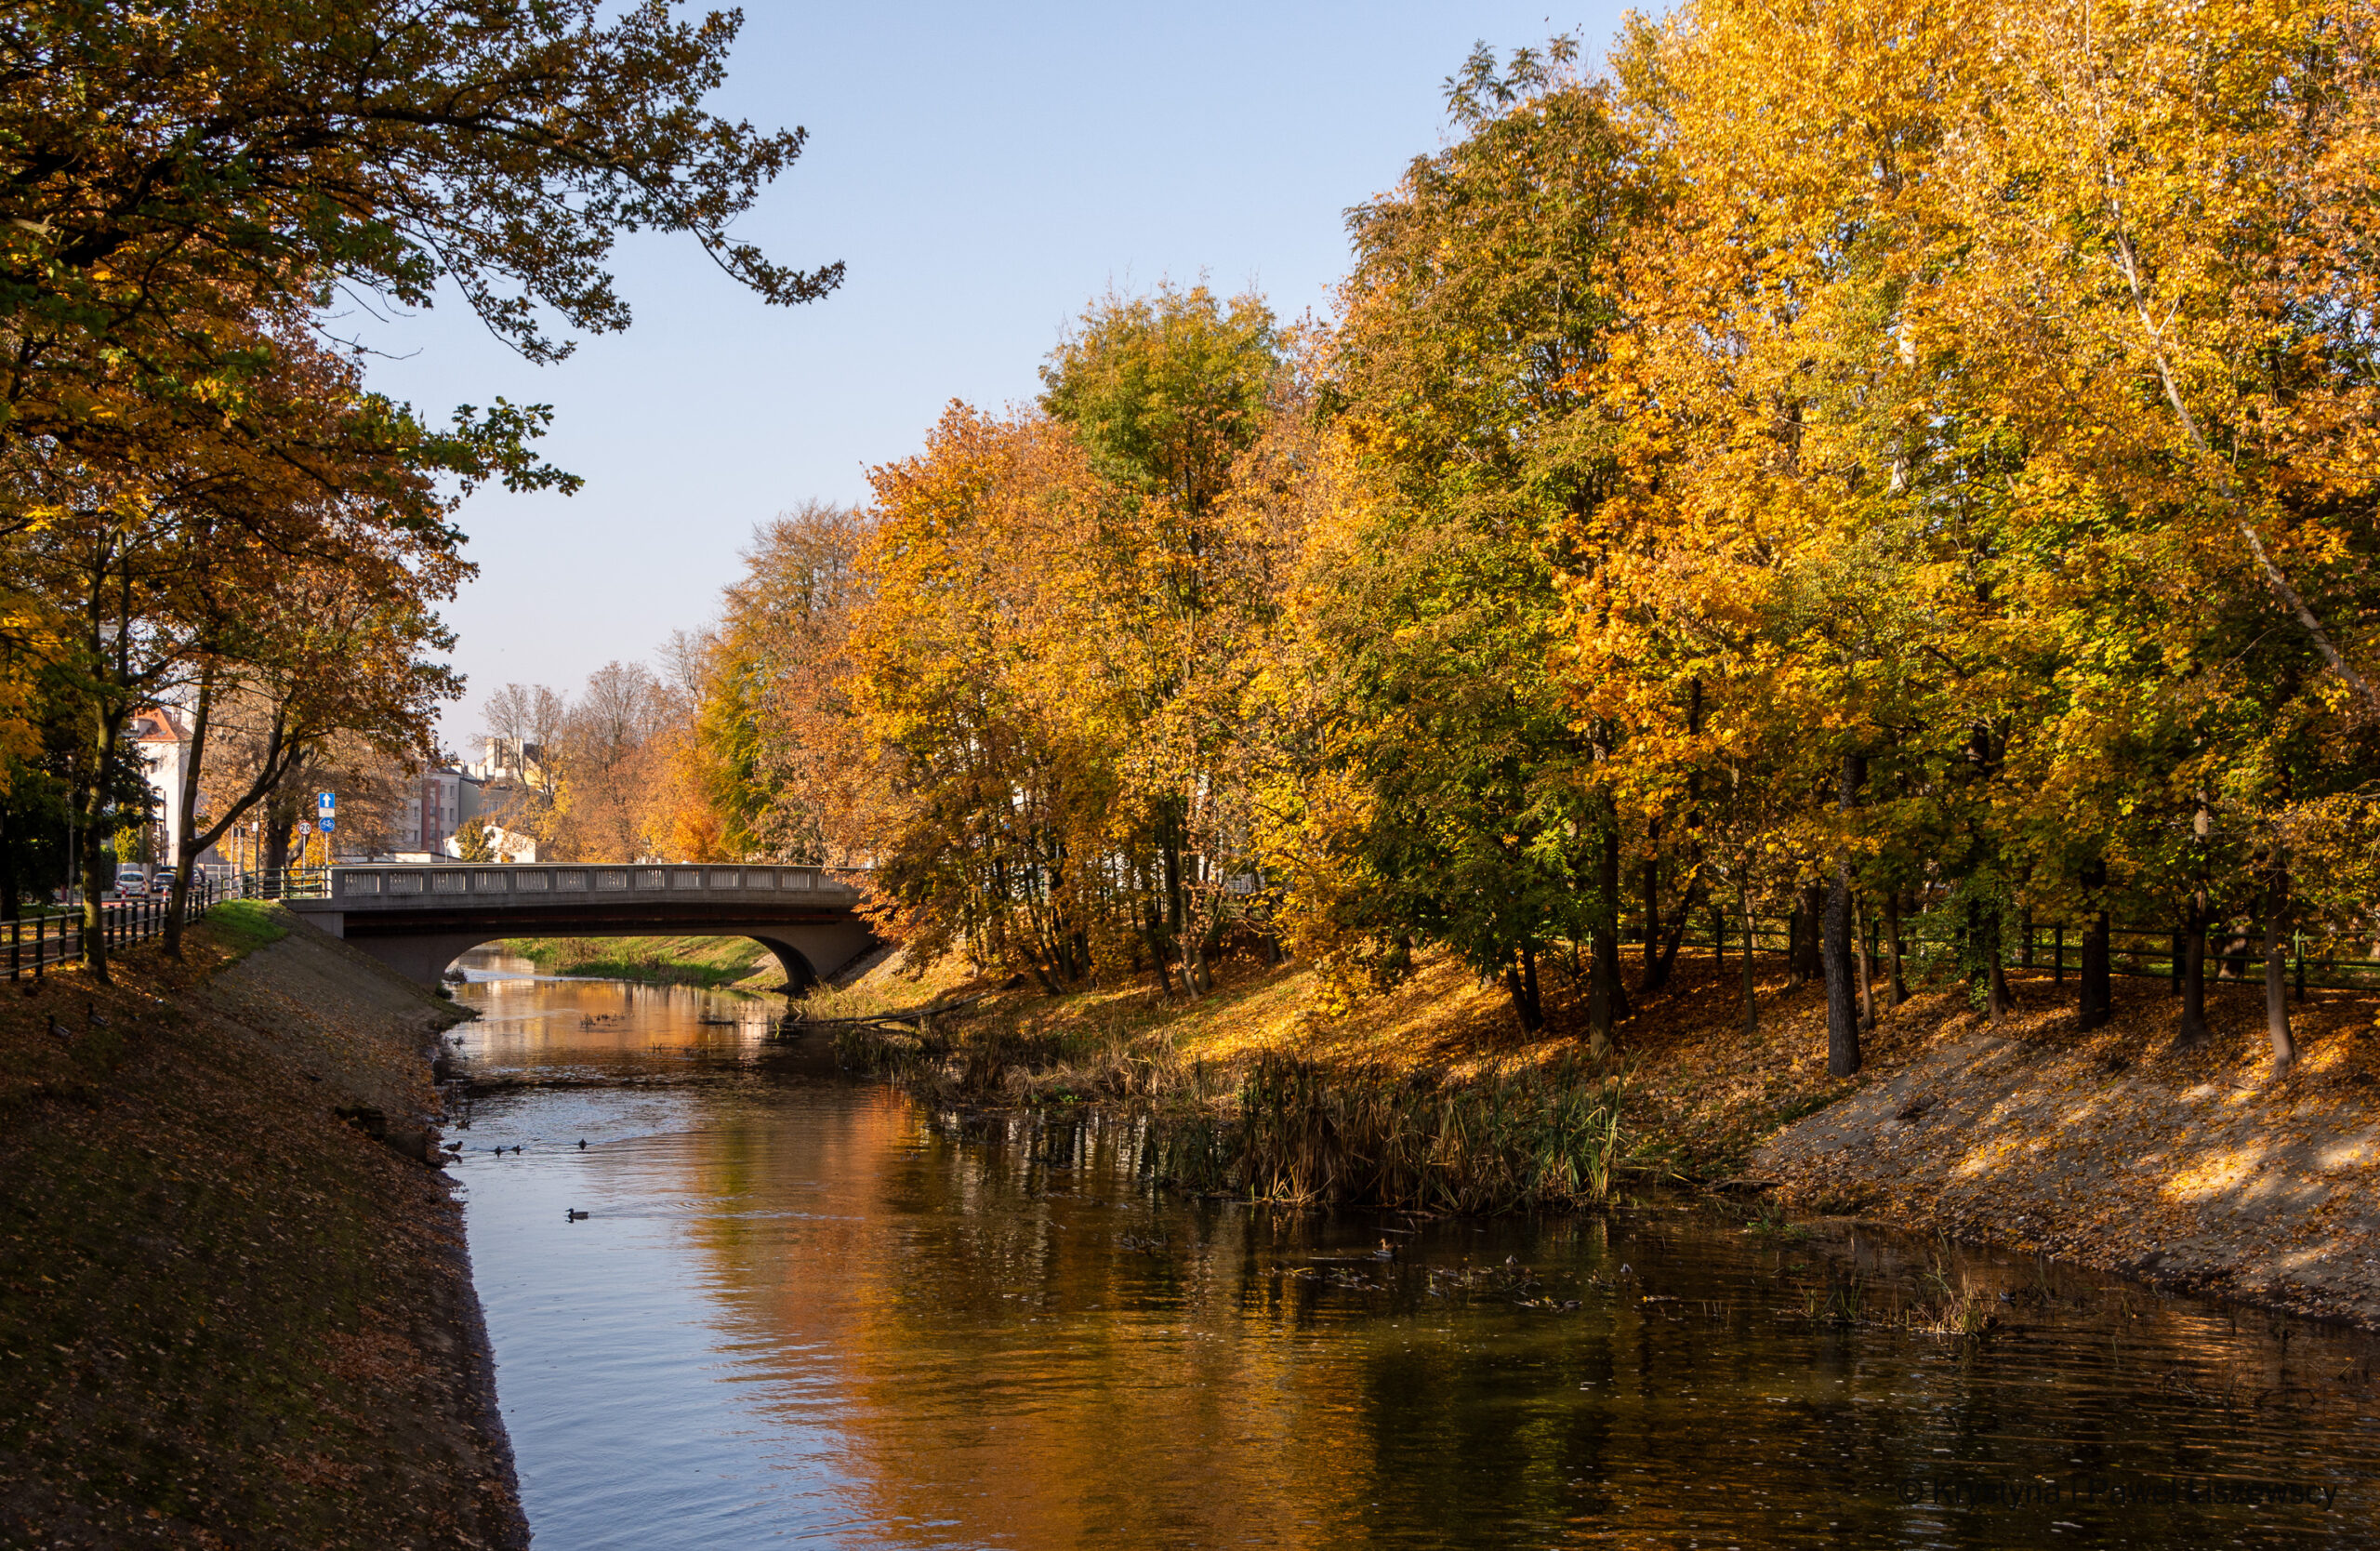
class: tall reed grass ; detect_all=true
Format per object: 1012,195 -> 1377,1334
1229,1053 -> 1630,1211
826,1018 -> 1633,1213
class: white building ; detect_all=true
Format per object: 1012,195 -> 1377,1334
126,707 -> 223,869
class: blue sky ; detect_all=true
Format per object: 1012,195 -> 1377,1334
357,3 -> 1629,749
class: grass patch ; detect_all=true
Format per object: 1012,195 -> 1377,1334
503,934 -> 776,987
198,897 -> 290,959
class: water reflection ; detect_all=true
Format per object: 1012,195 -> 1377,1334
448,950 -> 2378,1548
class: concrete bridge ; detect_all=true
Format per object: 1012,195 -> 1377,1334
286,863 -> 876,989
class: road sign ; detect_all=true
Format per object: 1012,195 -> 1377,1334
319,816 -> 335,833
317,791 -> 337,814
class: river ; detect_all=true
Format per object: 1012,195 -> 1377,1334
445,950 -> 2377,1548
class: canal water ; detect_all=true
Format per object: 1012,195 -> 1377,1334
447,951 -> 2378,1549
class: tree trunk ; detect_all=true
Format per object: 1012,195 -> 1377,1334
1970,902 -> 2008,1026
2265,852 -> 2294,1075
165,668 -> 217,958
1824,751 -> 1865,1076
1637,846 -> 1694,994
76,699 -> 137,982
1505,943 -> 1545,1033
0,802 -> 17,922
1640,840 -> 1660,981
1791,883 -> 1824,987
1824,877 -> 1858,1074
1854,895 -> 1876,1031
1590,815 -> 1628,1054
1739,876 -> 1758,1035
1160,831 -> 1183,968
2079,910 -> 2113,1029
2078,860 -> 2112,1031
2176,895 -> 2212,1047
1650,892 -> 1692,989
262,807 -> 294,876
1884,893 -> 1907,1005
78,800 -> 109,983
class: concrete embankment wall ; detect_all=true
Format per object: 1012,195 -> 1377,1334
0,908 -> 526,1550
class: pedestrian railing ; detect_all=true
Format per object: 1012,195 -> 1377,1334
6,872 -> 243,980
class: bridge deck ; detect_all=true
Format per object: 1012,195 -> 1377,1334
311,863 -> 862,914
284,864 -> 875,988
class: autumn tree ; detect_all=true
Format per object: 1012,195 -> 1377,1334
691,503 -> 876,865
167,560 -> 463,949
1038,284 -> 1287,994
525,662 -> 687,863
1918,0 -> 2380,1070
1316,41 -> 1647,1040
0,0 -> 838,495
0,309 -> 493,973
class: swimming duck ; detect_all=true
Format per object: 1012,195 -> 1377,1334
566,1209 -> 590,1222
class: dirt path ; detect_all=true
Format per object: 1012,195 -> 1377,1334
0,907 -> 527,1550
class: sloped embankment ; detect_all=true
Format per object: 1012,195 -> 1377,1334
1755,978 -> 2380,1327
0,907 -> 526,1550
814,945 -> 2380,1326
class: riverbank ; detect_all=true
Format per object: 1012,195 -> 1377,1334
0,906 -> 528,1549
807,944 -> 2380,1327
1752,976 -> 2380,1328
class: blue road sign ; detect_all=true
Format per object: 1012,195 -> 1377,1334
317,791 -> 337,813
319,816 -> 335,833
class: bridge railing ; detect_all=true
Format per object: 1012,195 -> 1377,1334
314,861 -> 859,902
1,863 -> 865,978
